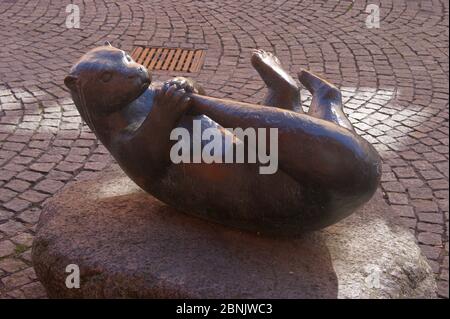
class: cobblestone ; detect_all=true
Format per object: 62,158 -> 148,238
0,0 -> 448,298
0,241 -> 15,258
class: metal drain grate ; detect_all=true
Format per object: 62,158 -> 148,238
131,46 -> 206,73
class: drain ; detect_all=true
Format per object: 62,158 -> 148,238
131,46 -> 206,73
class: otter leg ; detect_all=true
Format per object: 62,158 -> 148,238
298,70 -> 354,132
190,93 -> 381,201
251,49 -> 303,113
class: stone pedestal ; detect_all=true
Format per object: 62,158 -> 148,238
32,166 -> 436,298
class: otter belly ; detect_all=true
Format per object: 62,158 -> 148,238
126,115 -> 331,236
148,162 -> 319,236
115,112 -> 350,236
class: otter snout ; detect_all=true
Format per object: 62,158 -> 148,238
139,66 -> 151,85
129,65 -> 151,88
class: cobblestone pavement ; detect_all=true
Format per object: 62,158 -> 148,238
0,0 -> 448,298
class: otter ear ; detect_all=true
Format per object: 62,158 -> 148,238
64,75 -> 78,91
104,41 -> 112,47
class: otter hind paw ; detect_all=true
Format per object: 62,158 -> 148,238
250,49 -> 298,93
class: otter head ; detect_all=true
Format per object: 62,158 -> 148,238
64,43 -> 151,131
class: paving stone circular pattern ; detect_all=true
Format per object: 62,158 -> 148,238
0,0 -> 448,298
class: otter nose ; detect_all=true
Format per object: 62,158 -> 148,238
139,66 -> 151,83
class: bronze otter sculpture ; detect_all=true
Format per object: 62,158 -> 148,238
64,44 -> 381,236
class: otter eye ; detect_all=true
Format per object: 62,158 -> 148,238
101,71 -> 113,82
126,55 -> 132,62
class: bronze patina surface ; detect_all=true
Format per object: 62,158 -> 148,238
64,44 -> 381,236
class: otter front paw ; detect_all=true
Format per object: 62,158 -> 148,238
163,77 -> 205,95
154,85 -> 192,119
